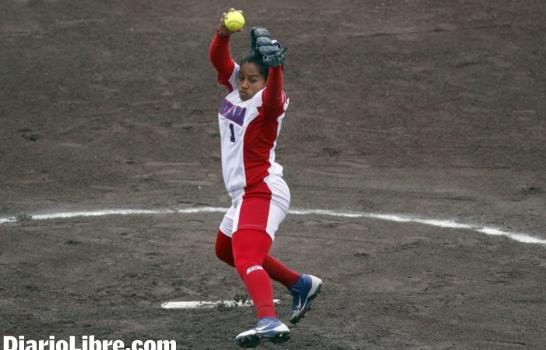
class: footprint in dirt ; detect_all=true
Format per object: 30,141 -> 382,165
520,186 -> 543,196
513,185 -> 544,200
18,128 -> 40,142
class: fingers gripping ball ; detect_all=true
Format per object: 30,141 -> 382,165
224,9 -> 245,32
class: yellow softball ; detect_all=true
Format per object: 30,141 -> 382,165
224,9 -> 245,32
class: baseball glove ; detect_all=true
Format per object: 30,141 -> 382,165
257,38 -> 287,67
250,26 -> 271,55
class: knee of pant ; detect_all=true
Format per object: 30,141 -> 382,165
232,229 -> 271,277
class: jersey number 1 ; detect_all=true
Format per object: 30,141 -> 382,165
229,123 -> 236,142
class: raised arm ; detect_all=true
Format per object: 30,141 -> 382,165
256,32 -> 287,118
209,32 -> 236,91
262,66 -> 286,118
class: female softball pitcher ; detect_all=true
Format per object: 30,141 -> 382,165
209,12 -> 323,347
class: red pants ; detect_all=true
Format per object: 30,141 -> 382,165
215,229 -> 300,319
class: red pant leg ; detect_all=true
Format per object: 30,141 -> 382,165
215,230 -> 235,267
216,229 -> 300,288
232,229 -> 276,319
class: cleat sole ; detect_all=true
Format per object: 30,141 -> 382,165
237,335 -> 260,348
236,331 -> 291,348
270,331 -> 291,344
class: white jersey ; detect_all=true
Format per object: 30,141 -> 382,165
218,63 -> 289,198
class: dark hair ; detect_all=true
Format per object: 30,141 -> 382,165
240,53 -> 269,80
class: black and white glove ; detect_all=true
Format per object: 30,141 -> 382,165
250,26 -> 286,67
249,26 -> 271,56
257,37 -> 287,67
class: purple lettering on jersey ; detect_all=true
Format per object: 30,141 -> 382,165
219,99 -> 246,126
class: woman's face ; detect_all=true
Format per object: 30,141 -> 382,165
237,62 -> 266,101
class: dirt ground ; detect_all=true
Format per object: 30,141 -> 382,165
1,0 -> 545,349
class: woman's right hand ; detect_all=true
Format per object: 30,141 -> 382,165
217,9 -> 243,37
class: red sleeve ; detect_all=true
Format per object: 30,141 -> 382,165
208,32 -> 236,91
262,66 -> 286,118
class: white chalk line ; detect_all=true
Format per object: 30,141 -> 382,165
0,206 -> 544,245
0,207 -> 225,224
161,299 -> 280,309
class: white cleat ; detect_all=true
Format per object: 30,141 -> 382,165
235,317 -> 290,348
